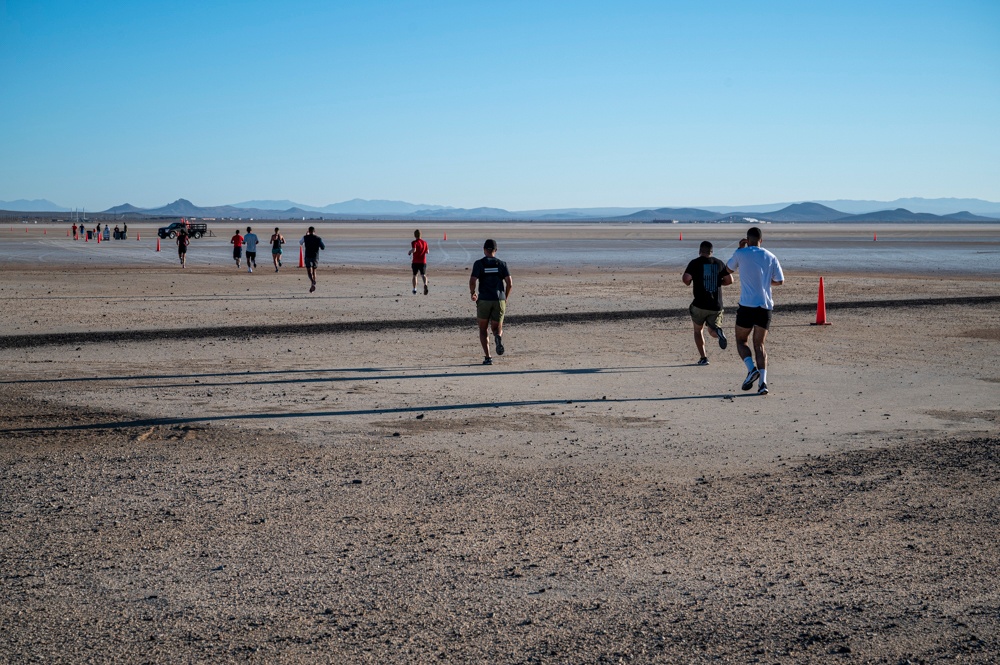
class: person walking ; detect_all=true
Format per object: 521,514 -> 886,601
270,227 -> 285,272
300,226 -> 326,292
72,223 -> 78,240
408,229 -> 429,295
726,226 -> 784,395
682,240 -> 733,365
176,228 -> 190,268
230,229 -> 244,268
243,226 -> 260,273
469,239 -> 512,365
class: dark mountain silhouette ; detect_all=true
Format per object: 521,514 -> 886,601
104,203 -> 146,214
757,202 -> 845,222
621,207 -> 722,222
833,208 -> 999,222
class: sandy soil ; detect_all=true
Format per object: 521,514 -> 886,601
1,223 -> 999,663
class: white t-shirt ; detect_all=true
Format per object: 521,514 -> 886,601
244,233 -> 260,252
727,246 -> 784,310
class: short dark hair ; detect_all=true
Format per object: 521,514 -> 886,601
699,241 -> 713,254
308,226 -> 315,233
414,229 -> 421,239
484,239 -> 497,251
246,226 -> 252,232
747,226 -> 762,241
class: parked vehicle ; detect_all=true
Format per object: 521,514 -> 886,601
158,221 -> 208,239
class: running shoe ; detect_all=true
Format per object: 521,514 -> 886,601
697,357 -> 709,365
482,356 -> 493,365
741,368 -> 760,391
412,289 -> 417,294
278,258 -> 282,267
757,382 -> 769,395
715,326 -> 728,350
495,334 -> 505,356
424,284 -> 429,295
309,283 -> 316,293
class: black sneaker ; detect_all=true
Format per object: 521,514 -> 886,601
424,284 -> 429,295
697,357 -> 709,365
741,368 -> 760,391
757,382 -> 769,395
495,335 -> 505,356
715,326 -> 728,350
482,356 -> 493,365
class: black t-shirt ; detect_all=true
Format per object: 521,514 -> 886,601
471,256 -> 510,301
301,235 -> 325,257
684,256 -> 727,311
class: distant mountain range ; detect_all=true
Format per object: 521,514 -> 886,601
3,197 -> 999,222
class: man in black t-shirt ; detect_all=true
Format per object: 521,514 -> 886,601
682,241 -> 733,365
470,239 -> 512,365
299,227 -> 326,293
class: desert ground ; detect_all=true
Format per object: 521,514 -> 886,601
1,222 -> 998,663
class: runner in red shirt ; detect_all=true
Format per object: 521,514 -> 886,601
408,229 -> 429,295
230,230 -> 244,268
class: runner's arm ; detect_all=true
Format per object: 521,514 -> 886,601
504,276 -> 513,299
682,272 -> 693,286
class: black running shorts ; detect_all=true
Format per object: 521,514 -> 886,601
735,305 -> 773,330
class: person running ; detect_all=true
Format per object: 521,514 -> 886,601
230,229 -> 244,268
300,226 -> 325,292
408,229 -> 429,295
72,223 -> 78,240
176,229 -> 190,268
270,227 -> 285,272
469,239 -> 512,365
726,226 -> 784,395
683,240 -> 733,365
243,226 -> 260,273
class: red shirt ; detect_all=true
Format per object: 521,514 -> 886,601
411,238 -> 428,264
231,234 -> 244,247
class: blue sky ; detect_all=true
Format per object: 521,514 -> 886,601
2,0 -> 998,210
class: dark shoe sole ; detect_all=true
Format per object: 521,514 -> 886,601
758,383 -> 769,395
741,368 -> 760,391
482,357 -> 493,365
495,337 -> 505,356
716,327 -> 728,350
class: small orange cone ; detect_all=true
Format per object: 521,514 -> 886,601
85,233 -> 89,242
679,232 -> 683,241
811,277 -> 832,326
443,232 -> 447,241
156,237 -> 161,252
873,232 -> 877,241
67,228 -> 70,236
298,245 -> 305,268
136,232 -> 140,241
97,232 -> 101,244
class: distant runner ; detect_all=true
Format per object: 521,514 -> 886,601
682,240 -> 733,365
230,229 -> 244,268
300,226 -> 326,292
408,229 -> 429,295
270,227 -> 285,272
244,226 -> 260,273
470,239 -> 512,365
726,226 -> 785,395
176,229 -> 190,268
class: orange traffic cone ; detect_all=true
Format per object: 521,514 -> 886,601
873,232 -> 877,241
810,277 -> 832,326
443,232 -> 447,241
136,232 -> 140,241
156,237 -> 161,252
679,232 -> 683,241
97,232 -> 101,244
67,228 -> 70,236
43,229 -> 47,234
298,245 -> 305,268
85,233 -> 89,242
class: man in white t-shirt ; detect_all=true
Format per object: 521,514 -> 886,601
243,226 -> 260,273
726,226 -> 784,395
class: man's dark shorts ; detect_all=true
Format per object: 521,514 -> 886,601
736,305 -> 773,330
233,247 -> 242,260
412,262 -> 426,276
305,255 -> 319,269
246,251 -> 256,263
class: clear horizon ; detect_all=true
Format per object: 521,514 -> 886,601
2,1 -> 998,211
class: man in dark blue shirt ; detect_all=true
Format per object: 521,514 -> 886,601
299,227 -> 326,293
469,239 -> 512,365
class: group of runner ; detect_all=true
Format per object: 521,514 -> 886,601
682,226 -> 784,395
182,222 -> 780,392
